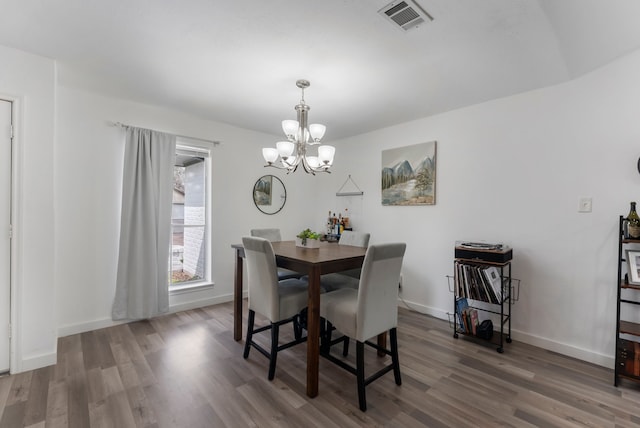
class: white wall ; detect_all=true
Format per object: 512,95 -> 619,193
54,86 -> 317,336
0,45 -> 56,371
313,48 -> 640,367
6,41 -> 640,372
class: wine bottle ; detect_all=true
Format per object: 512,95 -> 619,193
627,202 -> 640,239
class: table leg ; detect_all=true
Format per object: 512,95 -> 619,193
306,265 -> 321,398
233,249 -> 243,341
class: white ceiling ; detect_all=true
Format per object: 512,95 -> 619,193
1,0 -> 640,140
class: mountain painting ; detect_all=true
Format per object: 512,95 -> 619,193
381,141 -> 436,206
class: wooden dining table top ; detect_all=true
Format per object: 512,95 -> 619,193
269,240 -> 367,272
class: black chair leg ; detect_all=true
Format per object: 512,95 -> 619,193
293,315 -> 302,341
342,336 -> 350,357
322,320 -> 334,354
320,318 -> 329,354
244,310 -> 255,359
322,319 -> 350,356
268,323 -> 279,380
356,341 -> 367,411
390,328 -> 402,385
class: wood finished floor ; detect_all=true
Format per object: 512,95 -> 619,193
1,302 -> 640,428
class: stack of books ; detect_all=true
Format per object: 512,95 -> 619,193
455,298 -> 479,335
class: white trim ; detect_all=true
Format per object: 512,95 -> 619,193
57,294 -> 234,338
0,93 -> 21,374
57,318 -> 128,338
168,294 -> 233,313
172,139 -> 214,288
169,281 -> 215,295
396,296 -> 614,369
20,351 -> 56,372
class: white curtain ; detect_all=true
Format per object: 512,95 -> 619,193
112,127 -> 176,320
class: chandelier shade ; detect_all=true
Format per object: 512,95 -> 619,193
262,80 -> 335,174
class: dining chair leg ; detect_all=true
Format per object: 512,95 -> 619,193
244,310 -> 255,359
268,322 -> 280,380
356,341 -> 367,411
390,328 -> 402,386
320,318 -> 328,354
293,314 -> 302,341
342,337 -> 349,357
323,320 -> 334,354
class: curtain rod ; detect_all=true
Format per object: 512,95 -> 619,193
108,121 -> 221,146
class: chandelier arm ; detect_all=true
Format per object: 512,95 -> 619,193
302,155 -> 332,174
301,156 -> 315,175
264,163 -> 288,171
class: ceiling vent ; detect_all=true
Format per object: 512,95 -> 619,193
378,0 -> 433,31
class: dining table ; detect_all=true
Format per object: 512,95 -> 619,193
231,240 -> 369,398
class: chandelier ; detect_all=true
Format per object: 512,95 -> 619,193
262,80 -> 335,174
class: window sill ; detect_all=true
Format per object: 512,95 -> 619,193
169,281 -> 215,295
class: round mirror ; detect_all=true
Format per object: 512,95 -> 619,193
253,175 -> 287,215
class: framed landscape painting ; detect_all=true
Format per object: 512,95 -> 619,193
381,141 -> 436,206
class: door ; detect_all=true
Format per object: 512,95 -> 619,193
0,99 -> 11,373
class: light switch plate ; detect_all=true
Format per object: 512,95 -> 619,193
579,197 -> 592,213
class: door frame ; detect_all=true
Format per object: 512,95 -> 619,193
1,94 -> 21,374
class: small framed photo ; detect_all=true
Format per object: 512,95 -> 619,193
627,250 -> 640,285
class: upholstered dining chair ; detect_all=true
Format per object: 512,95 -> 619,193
242,236 -> 309,380
319,231 -> 371,292
337,230 -> 371,248
320,242 -> 406,411
250,228 -> 302,280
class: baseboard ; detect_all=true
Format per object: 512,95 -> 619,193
19,351 -> 57,373
514,330 -> 613,369
168,294 -> 233,313
57,293 -> 238,338
396,296 -> 614,369
57,317 -> 127,338
397,296 -> 448,319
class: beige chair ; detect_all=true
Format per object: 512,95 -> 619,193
242,236 -> 308,380
320,242 -> 406,411
249,228 -> 282,242
319,231 -> 371,291
337,230 -> 371,248
250,228 -> 302,280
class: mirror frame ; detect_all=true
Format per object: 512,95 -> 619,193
252,175 -> 287,215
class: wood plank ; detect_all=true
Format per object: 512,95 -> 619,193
45,379 -> 68,427
22,366 -> 51,426
125,386 -> 158,427
0,375 -> 13,421
6,371 -> 32,405
0,401 -> 26,428
66,371 -> 90,428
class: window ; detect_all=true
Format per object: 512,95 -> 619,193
170,141 -> 212,290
